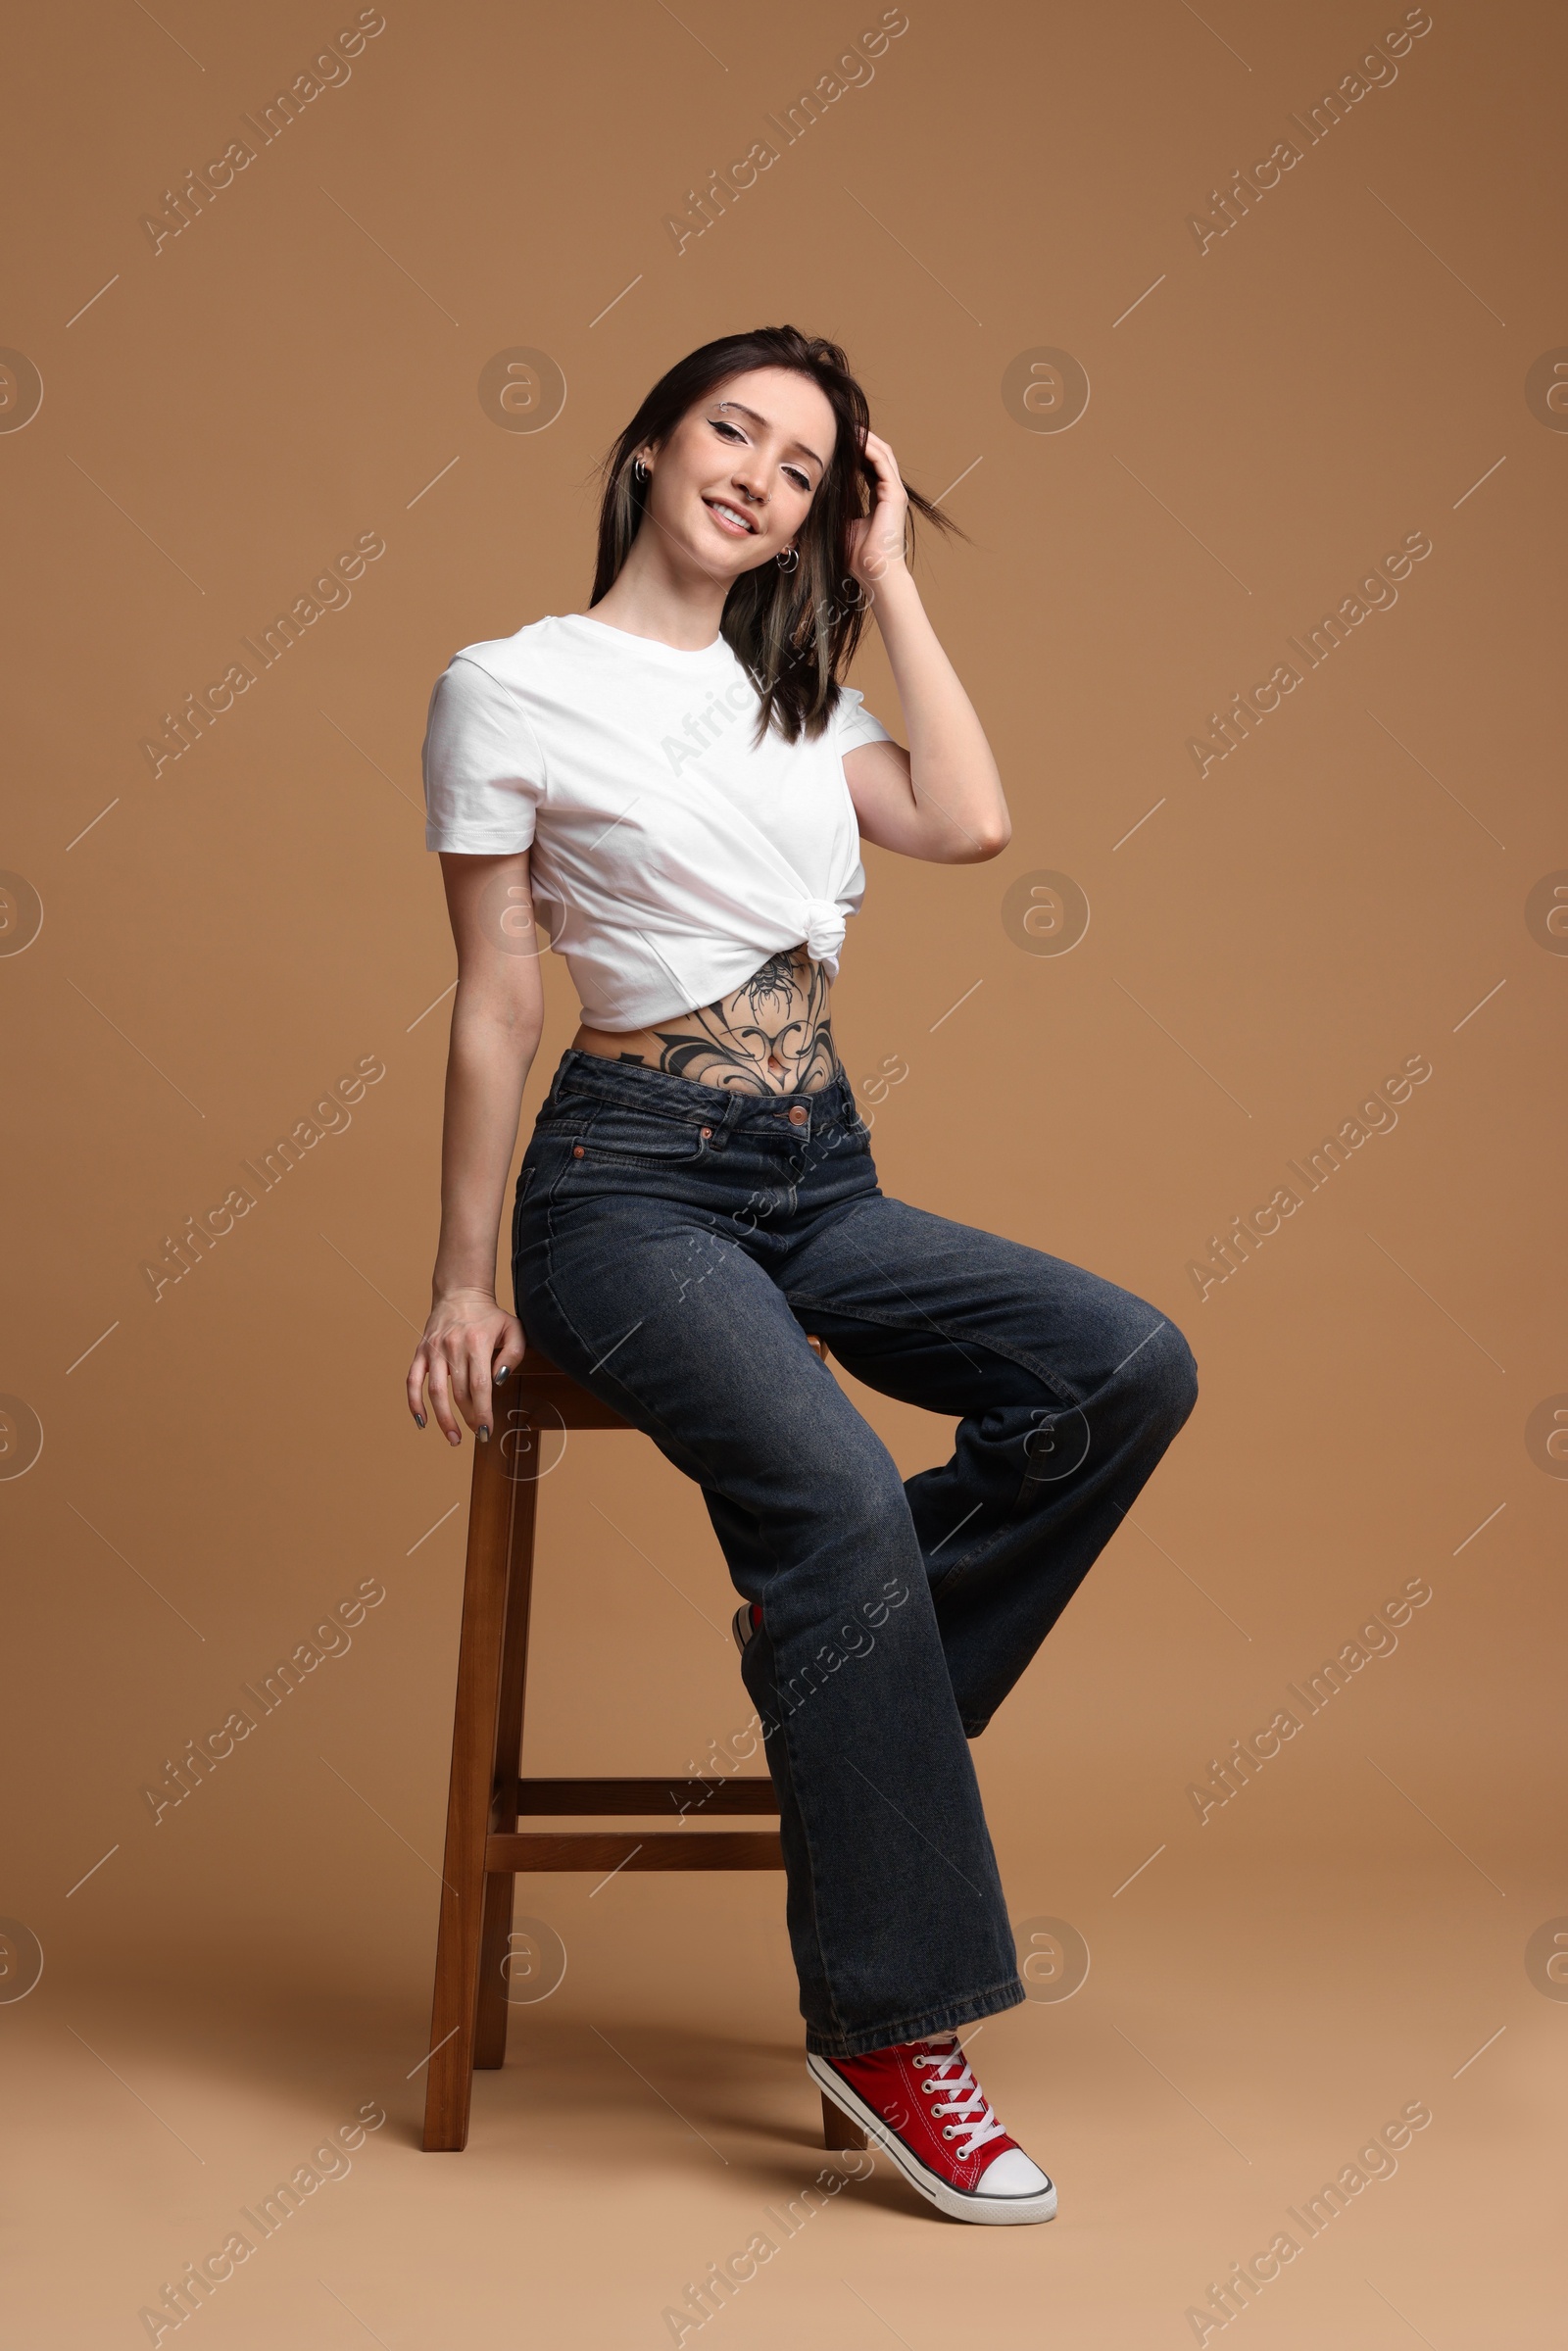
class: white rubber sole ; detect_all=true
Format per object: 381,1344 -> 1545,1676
808,2051 -> 1057,2225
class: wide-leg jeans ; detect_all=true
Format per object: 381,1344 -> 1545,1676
513,1049 -> 1199,2059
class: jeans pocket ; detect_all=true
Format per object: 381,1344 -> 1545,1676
576,1106 -> 711,1166
510,1162 -> 538,1267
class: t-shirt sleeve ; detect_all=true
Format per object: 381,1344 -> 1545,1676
833,683 -> 894,753
421,654 -> 547,853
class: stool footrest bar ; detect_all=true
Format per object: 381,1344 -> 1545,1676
486,1830 -> 785,1872
513,1776 -> 780,1816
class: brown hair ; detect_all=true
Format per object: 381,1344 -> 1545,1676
589,324 -> 961,744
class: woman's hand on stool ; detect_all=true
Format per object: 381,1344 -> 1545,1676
408,1289 -> 525,1446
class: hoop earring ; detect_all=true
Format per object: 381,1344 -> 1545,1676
633,458 -> 650,483
776,545 -> 799,573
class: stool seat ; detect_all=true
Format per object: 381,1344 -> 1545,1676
420,1337 -> 865,2157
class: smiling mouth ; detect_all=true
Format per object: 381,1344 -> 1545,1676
704,497 -> 758,537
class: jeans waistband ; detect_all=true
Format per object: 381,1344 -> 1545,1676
540,1047 -> 860,1137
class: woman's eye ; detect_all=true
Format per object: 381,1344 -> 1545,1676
783,467 -> 811,493
711,418 -> 744,442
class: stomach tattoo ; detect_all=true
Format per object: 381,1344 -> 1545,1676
571,945 -> 841,1095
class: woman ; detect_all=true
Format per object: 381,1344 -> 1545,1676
409,325 -> 1198,2227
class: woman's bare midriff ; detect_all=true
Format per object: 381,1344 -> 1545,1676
571,943 -> 840,1096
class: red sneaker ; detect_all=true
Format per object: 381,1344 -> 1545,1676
809,2032 -> 1055,2225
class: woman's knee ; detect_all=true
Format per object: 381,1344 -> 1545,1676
808,1445 -> 911,1544
1130,1315 -> 1199,1434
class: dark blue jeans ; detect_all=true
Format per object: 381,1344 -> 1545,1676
513,1050 -> 1198,2059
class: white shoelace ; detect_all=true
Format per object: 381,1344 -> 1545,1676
913,2035 -> 1007,2162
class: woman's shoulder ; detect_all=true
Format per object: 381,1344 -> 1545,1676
442,612 -> 577,689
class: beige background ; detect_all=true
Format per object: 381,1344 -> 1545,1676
3,0 -> 1564,2342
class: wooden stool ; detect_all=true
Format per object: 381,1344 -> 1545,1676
420,1339 -> 867,2156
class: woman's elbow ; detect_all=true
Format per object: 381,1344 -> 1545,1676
956,811 -> 1011,861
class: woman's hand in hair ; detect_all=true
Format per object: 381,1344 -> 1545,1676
408,1289 -> 526,1447
846,430 -> 909,590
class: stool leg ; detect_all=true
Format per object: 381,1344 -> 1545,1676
422,1425 -> 537,2151
472,1875 -> 516,2070
475,1436 -> 538,2068
821,2089 -> 868,2152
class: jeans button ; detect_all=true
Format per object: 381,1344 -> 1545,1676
700,1126 -> 712,1140
788,1104 -> 808,1126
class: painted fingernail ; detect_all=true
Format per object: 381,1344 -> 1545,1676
415,1414 -> 425,1429
477,1425 -> 490,1443
495,1365 -> 510,1384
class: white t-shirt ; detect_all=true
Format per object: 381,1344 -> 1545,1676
420,612 -> 893,1031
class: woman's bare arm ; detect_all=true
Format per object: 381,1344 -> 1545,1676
406,849 -> 544,1445
841,429 -> 1010,865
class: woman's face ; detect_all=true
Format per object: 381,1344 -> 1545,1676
640,366 -> 839,580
